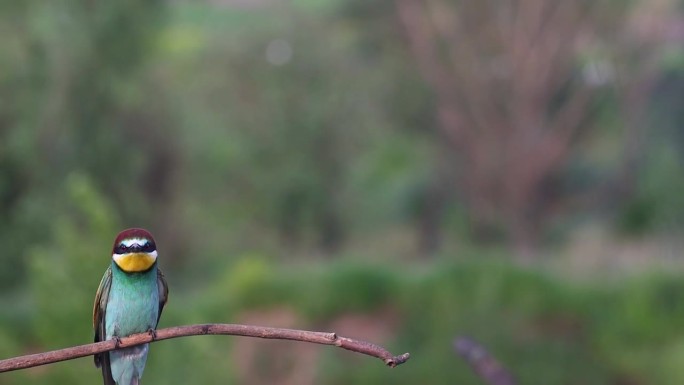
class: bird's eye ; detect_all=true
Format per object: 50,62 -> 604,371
142,242 -> 155,253
116,244 -> 127,254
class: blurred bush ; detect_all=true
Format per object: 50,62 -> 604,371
1,1 -> 684,384
4,258 -> 684,384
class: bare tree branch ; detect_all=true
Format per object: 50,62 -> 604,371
394,0 -> 636,253
454,336 -> 516,385
0,323 -> 410,373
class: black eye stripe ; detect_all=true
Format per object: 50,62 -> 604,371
115,240 -> 155,254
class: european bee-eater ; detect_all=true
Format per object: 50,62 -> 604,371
93,228 -> 168,385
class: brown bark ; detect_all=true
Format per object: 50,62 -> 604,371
0,323 -> 410,373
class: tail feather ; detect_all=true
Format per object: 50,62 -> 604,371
96,352 -> 116,385
110,344 -> 148,385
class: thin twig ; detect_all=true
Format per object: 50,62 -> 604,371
0,323 -> 409,373
453,336 -> 516,385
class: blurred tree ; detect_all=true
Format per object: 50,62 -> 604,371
614,1 -> 684,235
176,10 -> 377,255
30,0 -> 177,220
396,0 -> 610,255
26,174 -> 120,384
0,0 -> 181,287
0,0 -> 40,285
343,0 -> 672,257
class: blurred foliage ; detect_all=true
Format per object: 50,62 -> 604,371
23,175 -> 120,384
0,0 -> 683,384
0,0 -> 177,288
5,258 -> 684,384
0,0 -> 681,274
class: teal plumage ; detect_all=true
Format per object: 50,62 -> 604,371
94,228 -> 168,385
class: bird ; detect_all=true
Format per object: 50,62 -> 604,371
93,228 -> 169,385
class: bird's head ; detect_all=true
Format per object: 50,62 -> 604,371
111,228 -> 158,273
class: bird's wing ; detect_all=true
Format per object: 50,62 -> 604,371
93,266 -> 115,385
156,268 -> 169,328
93,265 -> 112,348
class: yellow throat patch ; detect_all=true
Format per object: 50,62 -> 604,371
113,253 -> 156,272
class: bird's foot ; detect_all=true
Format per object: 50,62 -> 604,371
112,336 -> 123,349
147,328 -> 157,340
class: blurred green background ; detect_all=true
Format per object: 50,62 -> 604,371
1,0 -> 684,384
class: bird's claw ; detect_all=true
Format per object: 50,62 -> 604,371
112,336 -> 123,348
147,328 -> 157,340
